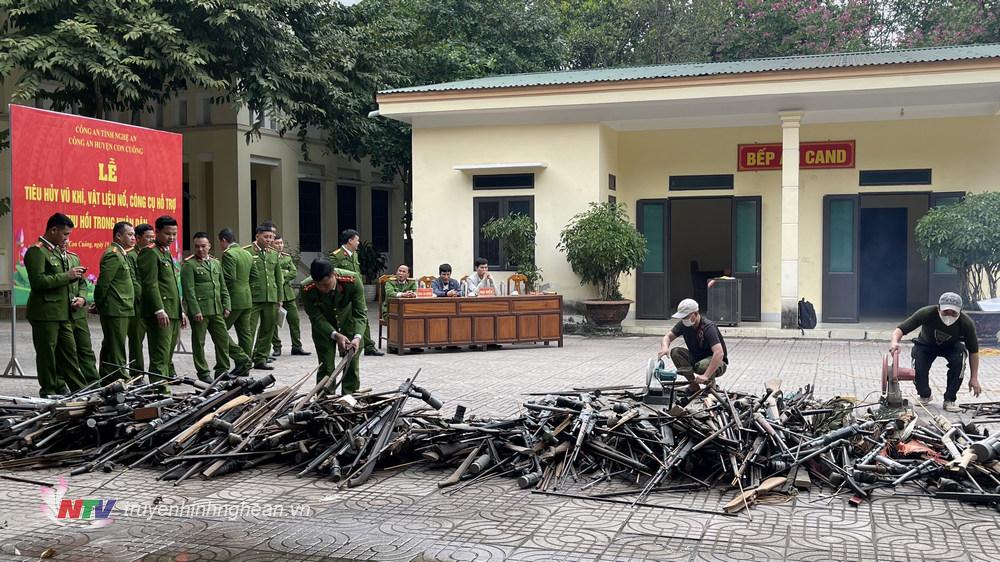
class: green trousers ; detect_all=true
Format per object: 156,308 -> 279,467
99,315 -> 131,379
670,347 -> 727,381
30,319 -> 86,396
226,307 -> 254,366
72,313 -> 99,386
128,314 -> 145,373
143,316 -> 180,381
272,300 -> 303,352
251,302 -> 278,365
28,320 -> 87,396
313,334 -> 361,394
191,314 -> 231,379
363,319 -> 375,353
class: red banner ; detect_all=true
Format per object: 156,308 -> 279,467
737,140 -> 855,171
10,105 -> 183,305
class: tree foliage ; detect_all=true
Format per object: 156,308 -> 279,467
916,192 -> 1000,308
0,0 -> 368,144
557,202 -> 647,301
481,214 -> 541,289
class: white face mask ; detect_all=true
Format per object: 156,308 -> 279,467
682,316 -> 696,327
940,312 -> 958,326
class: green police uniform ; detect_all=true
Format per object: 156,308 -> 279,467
301,269 -> 367,393
330,246 -> 375,352
95,243 -> 135,379
137,243 -> 182,381
126,248 -> 145,373
24,237 -> 87,395
247,242 -> 282,366
272,251 -> 304,354
66,250 -> 99,385
181,254 -> 232,381
382,278 -> 417,319
221,242 -> 254,370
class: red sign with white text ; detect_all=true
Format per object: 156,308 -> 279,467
737,140 -> 855,171
10,105 -> 183,305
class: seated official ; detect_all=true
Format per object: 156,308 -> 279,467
465,257 -> 497,297
383,264 -> 416,319
432,263 -> 461,297
657,298 -> 728,391
889,292 -> 981,412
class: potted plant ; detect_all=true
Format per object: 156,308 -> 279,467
481,213 -> 542,290
916,191 -> 1000,343
558,202 -> 647,326
357,240 -> 388,302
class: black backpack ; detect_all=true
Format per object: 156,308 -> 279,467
798,298 -> 817,332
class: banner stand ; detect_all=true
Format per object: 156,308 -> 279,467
4,121 -> 28,377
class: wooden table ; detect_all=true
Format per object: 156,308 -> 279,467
386,295 -> 563,354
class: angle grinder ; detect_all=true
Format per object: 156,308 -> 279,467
881,347 -> 916,408
645,357 -> 679,408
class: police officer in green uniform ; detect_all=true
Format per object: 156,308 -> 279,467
247,224 -> 282,370
301,259 -> 367,393
382,264 -> 417,319
181,232 -> 233,382
128,224 -> 154,372
95,221 -> 136,380
25,213 -> 87,396
271,234 -> 309,357
138,216 -> 186,381
63,240 -> 100,385
329,229 -> 381,356
218,228 -> 254,374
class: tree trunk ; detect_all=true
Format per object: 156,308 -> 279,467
93,80 -> 105,120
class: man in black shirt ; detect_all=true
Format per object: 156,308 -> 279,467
658,298 -> 728,390
889,292 -> 981,412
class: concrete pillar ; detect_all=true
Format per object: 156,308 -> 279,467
389,187 -> 404,270
322,180 -> 338,253
211,132 -> 251,243
780,112 -> 802,329
269,160 -> 299,248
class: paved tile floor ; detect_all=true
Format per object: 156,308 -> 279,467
0,314 -> 999,561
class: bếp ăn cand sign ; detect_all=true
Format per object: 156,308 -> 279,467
737,140 -> 855,171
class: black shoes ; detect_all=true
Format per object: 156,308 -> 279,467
291,348 -> 311,356
272,349 -> 282,356
254,363 -> 275,371
365,348 -> 384,356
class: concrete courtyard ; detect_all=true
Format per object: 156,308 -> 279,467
0,314 -> 998,561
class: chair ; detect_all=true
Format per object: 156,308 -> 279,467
376,274 -> 395,349
418,275 -> 436,289
507,273 -> 529,295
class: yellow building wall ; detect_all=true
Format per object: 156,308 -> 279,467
411,123 -> 603,301
617,115 -> 1000,319
618,125 -> 782,316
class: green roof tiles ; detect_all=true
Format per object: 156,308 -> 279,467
382,44 -> 1000,94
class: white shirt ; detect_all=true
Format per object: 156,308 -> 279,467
466,272 -> 496,297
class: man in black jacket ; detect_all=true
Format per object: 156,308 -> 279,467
889,292 -> 981,412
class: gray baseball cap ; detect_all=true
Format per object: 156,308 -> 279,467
672,298 -> 699,319
939,292 -> 963,313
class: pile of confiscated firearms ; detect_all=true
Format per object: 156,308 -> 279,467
2,362 -> 999,512
420,382 -> 1000,512
0,352 -> 445,488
